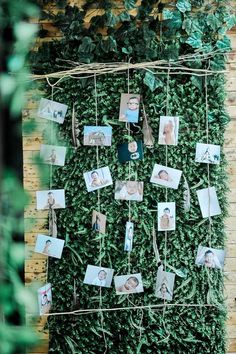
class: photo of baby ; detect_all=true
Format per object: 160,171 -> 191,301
36,189 -> 65,210
195,245 -> 225,269
34,234 -> 65,259
114,273 -> 144,294
124,222 -> 134,252
83,265 -> 114,288
155,268 -> 175,301
119,93 -> 141,123
92,210 -> 106,234
40,144 -> 67,166
117,141 -> 143,163
115,181 -> 143,201
158,116 -> 179,146
150,164 -> 182,189
37,98 -> 68,124
157,202 -> 176,231
195,143 -> 221,164
83,166 -> 113,192
196,186 -> 221,218
38,283 -> 52,315
83,126 -> 112,146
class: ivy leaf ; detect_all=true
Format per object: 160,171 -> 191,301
176,0 -> 191,13
122,46 -> 133,54
119,11 -> 131,22
191,75 -> 203,91
143,72 -> 163,92
216,36 -> 231,51
186,32 -> 202,48
124,0 -> 137,10
162,9 -> 173,20
78,36 -> 95,53
101,36 -> 117,53
206,13 -> 221,31
224,13 -> 236,30
106,10 -> 118,27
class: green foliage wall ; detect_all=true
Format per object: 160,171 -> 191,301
33,1 -> 235,353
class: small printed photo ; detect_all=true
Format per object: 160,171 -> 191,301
92,210 -> 106,234
83,166 -> 113,192
150,164 -> 182,190
83,126 -> 112,146
115,181 -> 144,201
158,116 -> 179,146
195,143 -> 221,164
119,93 -> 141,123
196,186 -> 221,218
118,141 -> 143,163
37,98 -> 68,124
155,268 -> 175,301
36,189 -> 65,210
124,222 -> 134,252
195,245 -> 225,269
38,283 -> 52,315
114,273 -> 144,294
40,144 -> 67,166
157,202 -> 176,231
83,265 -> 114,288
34,234 -> 65,259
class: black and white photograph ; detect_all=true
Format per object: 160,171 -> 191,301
115,181 -> 143,201
196,186 -> 221,218
158,116 -> 179,146
37,98 -> 68,124
38,283 -> 52,315
114,273 -> 144,294
117,141 -> 143,163
83,265 -> 114,288
83,166 -> 113,192
40,144 -> 67,166
92,210 -> 106,234
36,189 -> 65,210
119,93 -> 140,123
34,234 -> 65,259
157,202 -> 176,231
124,222 -> 134,252
150,164 -> 182,189
83,126 -> 112,146
195,143 -> 220,164
155,268 -> 175,301
195,245 -> 225,269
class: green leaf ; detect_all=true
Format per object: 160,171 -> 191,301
162,9 -> 173,20
124,0 -> 137,10
191,76 -> 203,91
216,36 -> 231,51
186,32 -> 202,48
79,36 -> 96,54
176,0 -> 191,13
143,72 -> 163,92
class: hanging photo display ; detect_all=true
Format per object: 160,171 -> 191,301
34,234 -> 65,259
124,221 -> 134,252
83,126 -> 112,146
196,186 -> 221,218
115,181 -> 143,201
38,283 -> 52,315
83,265 -> 114,288
119,93 -> 140,123
114,273 -> 144,294
150,164 -> 182,189
195,143 -> 220,164
195,245 -> 225,269
92,210 -> 106,234
36,189 -> 66,210
155,268 -> 175,301
117,141 -> 143,163
40,144 -> 67,166
157,202 -> 176,231
37,98 -> 68,124
158,116 -> 179,145
83,167 -> 113,192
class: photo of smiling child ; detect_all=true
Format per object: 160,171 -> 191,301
34,234 -> 65,259
84,166 -> 113,192
115,181 -> 143,201
158,202 -> 176,231
158,116 -> 179,146
150,164 -> 182,189
119,94 -> 141,123
83,265 -> 114,288
124,222 -> 134,252
114,273 -> 144,294
118,141 -> 143,163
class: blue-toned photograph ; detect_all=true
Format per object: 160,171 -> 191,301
119,93 -> 140,123
83,126 -> 112,146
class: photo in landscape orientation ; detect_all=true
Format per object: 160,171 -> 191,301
83,126 -> 112,146
38,98 -> 68,124
83,265 -> 114,288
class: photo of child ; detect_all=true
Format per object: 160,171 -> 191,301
119,94 -> 141,123
158,116 -> 179,146
83,265 -> 114,288
158,202 -> 176,231
84,166 -> 113,192
150,164 -> 182,190
40,144 -> 67,166
117,141 -> 143,163
115,181 -> 143,201
83,126 -> 112,146
37,283 -> 52,315
36,189 -> 66,210
92,210 -> 106,234
37,98 -> 68,124
195,143 -> 220,164
196,186 -> 221,218
34,234 -> 65,259
124,222 -> 134,252
155,268 -> 175,301
195,245 -> 225,269
114,273 -> 144,294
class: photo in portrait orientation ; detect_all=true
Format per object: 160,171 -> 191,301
83,166 -> 113,192
196,186 -> 221,218
83,126 -> 112,146
115,181 -> 143,201
157,202 -> 176,231
37,98 -> 68,124
114,273 -> 144,294
195,143 -> 220,164
119,93 -> 141,123
40,144 -> 67,166
155,268 -> 175,301
124,221 -> 134,252
36,189 -> 66,210
83,265 -> 114,288
117,141 -> 143,163
38,283 -> 52,315
92,210 -> 106,234
150,164 -> 182,189
195,245 -> 225,269
34,234 -> 65,259
158,116 -> 179,146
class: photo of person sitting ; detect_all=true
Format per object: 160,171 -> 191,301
158,116 -> 179,146
119,95 -> 140,123
159,207 -> 174,230
92,269 -> 107,287
124,223 -> 134,252
116,276 -> 139,294
90,170 -> 108,188
115,181 -> 143,201
84,167 -> 113,192
43,191 -> 63,210
46,149 -> 57,164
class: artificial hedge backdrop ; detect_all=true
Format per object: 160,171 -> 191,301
33,1 -> 235,353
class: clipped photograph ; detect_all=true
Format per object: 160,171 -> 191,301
157,202 -> 176,231
83,126 -> 112,146
195,245 -> 225,269
38,283 -> 52,315
155,268 -> 175,301
36,189 -> 65,210
37,98 -> 68,124
40,144 -> 67,166
34,234 -> 65,259
197,186 -> 221,218
117,141 -> 143,163
83,166 -> 113,192
158,116 -> 179,146
114,273 -> 144,294
119,93 -> 140,123
195,143 -> 221,164
115,181 -> 143,201
150,164 -> 182,189
83,265 -> 114,288
92,210 -> 106,234
124,222 -> 134,252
